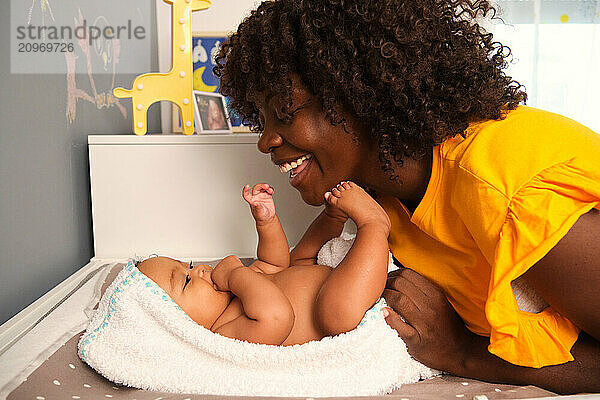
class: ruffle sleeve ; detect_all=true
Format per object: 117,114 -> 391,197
485,160 -> 600,368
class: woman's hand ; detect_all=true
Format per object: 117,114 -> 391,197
382,268 -> 473,373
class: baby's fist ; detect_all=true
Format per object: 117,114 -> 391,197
212,255 -> 244,291
242,183 -> 276,224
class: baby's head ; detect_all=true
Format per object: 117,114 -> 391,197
137,256 -> 231,328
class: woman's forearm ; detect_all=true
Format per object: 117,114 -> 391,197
456,331 -> 600,394
290,209 -> 346,263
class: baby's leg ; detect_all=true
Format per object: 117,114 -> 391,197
315,182 -> 391,336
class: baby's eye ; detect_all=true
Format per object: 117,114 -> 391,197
183,275 -> 191,290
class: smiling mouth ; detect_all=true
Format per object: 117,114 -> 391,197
278,154 -> 312,179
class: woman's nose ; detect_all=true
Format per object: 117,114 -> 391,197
257,127 -> 283,154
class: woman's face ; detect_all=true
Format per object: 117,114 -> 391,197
256,76 -> 371,205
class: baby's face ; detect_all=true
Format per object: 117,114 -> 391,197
208,100 -> 221,118
137,257 -> 231,328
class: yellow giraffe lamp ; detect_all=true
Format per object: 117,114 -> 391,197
114,0 -> 211,135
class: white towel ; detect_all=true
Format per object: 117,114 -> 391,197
79,239 -> 435,397
317,232 -> 398,272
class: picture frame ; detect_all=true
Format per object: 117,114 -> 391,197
172,31 -> 251,133
192,91 -> 233,134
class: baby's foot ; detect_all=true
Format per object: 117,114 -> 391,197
324,181 -> 391,233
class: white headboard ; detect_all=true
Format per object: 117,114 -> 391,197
88,134 -> 321,259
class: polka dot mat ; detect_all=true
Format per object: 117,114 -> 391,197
6,263 -> 559,400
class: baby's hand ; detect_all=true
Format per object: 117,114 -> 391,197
212,255 -> 244,291
242,183 -> 276,224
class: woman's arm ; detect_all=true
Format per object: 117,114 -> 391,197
383,266 -> 600,394
290,206 -> 347,265
521,208 -> 600,341
459,330 -> 600,394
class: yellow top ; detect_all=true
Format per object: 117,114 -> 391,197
379,106 -> 600,368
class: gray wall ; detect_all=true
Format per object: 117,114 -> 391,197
0,2 -> 161,324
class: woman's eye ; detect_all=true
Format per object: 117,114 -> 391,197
275,109 -> 293,124
281,104 -> 306,122
291,105 -> 305,115
183,275 -> 191,290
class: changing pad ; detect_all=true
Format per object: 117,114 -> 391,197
78,259 -> 434,396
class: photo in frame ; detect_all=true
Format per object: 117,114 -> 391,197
172,31 -> 250,133
193,91 -> 233,134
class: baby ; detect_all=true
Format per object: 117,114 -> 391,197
137,181 -> 391,345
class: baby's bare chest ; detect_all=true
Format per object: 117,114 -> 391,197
270,264 -> 332,296
218,265 -> 333,344
272,265 -> 333,344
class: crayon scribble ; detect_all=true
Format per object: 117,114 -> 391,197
27,0 -> 55,31
65,9 -> 127,124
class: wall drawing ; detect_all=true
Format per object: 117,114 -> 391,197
65,9 -> 127,124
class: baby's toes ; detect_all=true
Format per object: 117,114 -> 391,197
325,191 -> 340,206
331,187 -> 342,197
341,181 -> 352,190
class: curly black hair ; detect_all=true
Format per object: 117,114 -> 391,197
214,0 -> 526,170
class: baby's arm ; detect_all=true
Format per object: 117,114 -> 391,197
290,204 -> 348,265
243,184 -> 290,269
212,256 -> 294,345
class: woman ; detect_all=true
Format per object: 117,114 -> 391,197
214,0 -> 600,393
